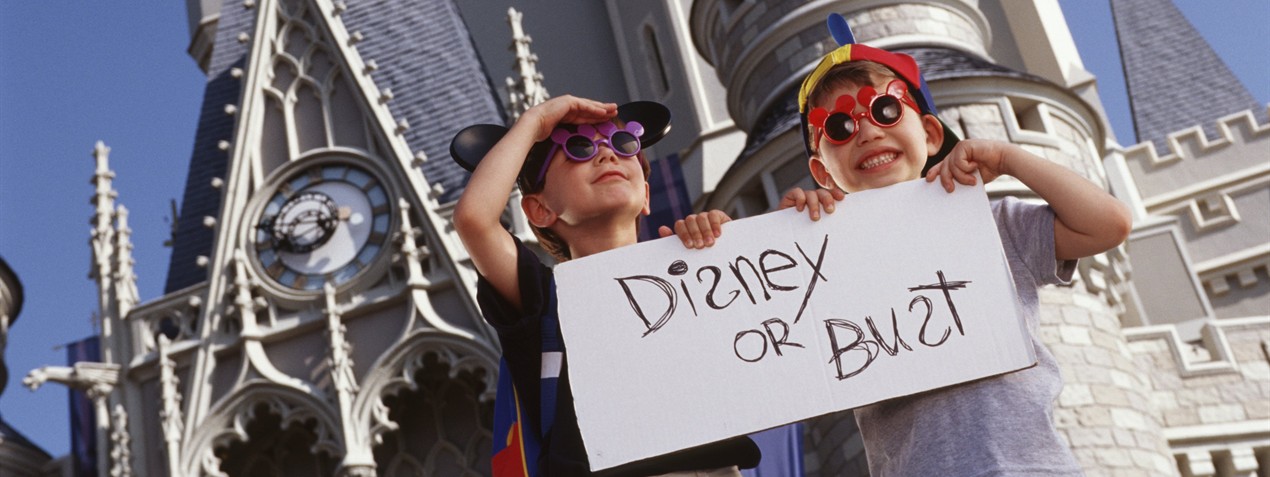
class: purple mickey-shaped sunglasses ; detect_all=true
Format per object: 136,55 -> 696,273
534,120 -> 645,186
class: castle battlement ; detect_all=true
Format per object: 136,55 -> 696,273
1125,105 -> 1269,167
1123,316 -> 1269,377
1122,316 -> 1270,475
1122,106 -> 1270,206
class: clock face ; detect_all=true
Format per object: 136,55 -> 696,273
255,163 -> 392,290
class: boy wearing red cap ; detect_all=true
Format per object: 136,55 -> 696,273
783,15 -> 1131,476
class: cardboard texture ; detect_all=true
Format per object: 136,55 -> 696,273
554,180 -> 1036,470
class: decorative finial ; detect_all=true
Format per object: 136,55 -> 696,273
505,7 -> 550,121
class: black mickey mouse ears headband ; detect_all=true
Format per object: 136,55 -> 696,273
449,101 -> 672,185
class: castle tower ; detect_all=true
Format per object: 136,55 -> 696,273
689,0 -> 1174,474
26,0 -> 508,474
0,258 -> 55,475
1107,0 -> 1270,474
157,0 -> 504,474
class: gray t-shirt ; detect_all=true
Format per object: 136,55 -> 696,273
853,197 -> 1083,476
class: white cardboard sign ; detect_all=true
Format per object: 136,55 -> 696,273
554,179 -> 1036,471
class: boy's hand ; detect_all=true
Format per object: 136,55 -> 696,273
778,187 -> 844,221
659,210 -> 731,249
520,95 -> 617,141
925,139 -> 1017,192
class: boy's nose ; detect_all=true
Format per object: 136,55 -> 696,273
594,144 -> 620,163
854,115 -> 886,144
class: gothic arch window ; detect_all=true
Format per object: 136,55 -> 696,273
258,0 -> 372,176
214,402 -> 339,476
643,24 -> 672,98
371,352 -> 493,476
383,453 -> 427,477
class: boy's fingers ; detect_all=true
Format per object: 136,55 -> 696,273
673,219 -> 697,248
805,191 -> 822,221
693,214 -> 714,246
819,189 -> 838,213
925,162 -> 943,182
708,211 -> 728,237
658,225 -> 674,238
954,159 -> 978,185
783,188 -> 806,211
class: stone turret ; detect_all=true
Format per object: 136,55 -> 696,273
0,258 -> 55,474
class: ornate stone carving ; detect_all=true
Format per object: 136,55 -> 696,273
505,7 -> 549,121
158,335 -> 184,476
325,284 -> 359,399
109,404 -> 132,477
24,361 -> 120,398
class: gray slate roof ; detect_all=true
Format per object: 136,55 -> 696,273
165,0 -> 502,292
163,2 -> 257,293
1111,0 -> 1265,148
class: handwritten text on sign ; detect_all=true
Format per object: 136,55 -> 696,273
555,180 -> 1036,470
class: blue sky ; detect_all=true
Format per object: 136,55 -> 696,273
2,0 -> 1267,458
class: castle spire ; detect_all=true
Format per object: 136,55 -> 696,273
505,7 -> 549,121
1111,0 -> 1263,147
113,205 -> 139,319
90,141 -> 117,363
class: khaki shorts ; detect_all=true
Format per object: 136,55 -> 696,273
651,466 -> 743,477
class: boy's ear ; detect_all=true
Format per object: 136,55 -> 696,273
922,114 -> 945,156
808,155 -> 837,190
521,194 -> 557,228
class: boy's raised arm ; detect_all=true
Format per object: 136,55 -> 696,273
452,96 -> 615,311
926,139 -> 1132,260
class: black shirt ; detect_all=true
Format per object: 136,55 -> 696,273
476,236 -> 761,476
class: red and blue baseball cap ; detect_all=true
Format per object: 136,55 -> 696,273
798,14 -> 958,173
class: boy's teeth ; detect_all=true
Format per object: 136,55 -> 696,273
860,152 -> 897,170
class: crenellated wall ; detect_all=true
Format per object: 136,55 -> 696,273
1124,317 -> 1270,476
1120,107 -> 1270,321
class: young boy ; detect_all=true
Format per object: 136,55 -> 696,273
450,96 -> 760,476
781,15 -> 1132,476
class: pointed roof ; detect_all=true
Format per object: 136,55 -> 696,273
1111,0 -> 1263,147
164,0 -> 502,293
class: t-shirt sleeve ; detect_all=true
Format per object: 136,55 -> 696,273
475,234 -> 553,332
474,234 -> 552,428
995,196 -> 1076,287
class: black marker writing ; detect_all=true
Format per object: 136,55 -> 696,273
615,235 -> 831,337
822,270 -> 971,379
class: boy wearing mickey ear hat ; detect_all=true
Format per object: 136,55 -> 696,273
780,14 -> 1131,476
451,96 -> 763,475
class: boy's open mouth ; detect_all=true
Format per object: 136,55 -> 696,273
859,151 -> 899,170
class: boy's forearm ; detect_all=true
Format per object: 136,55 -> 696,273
454,121 -> 537,234
1002,147 -> 1132,260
